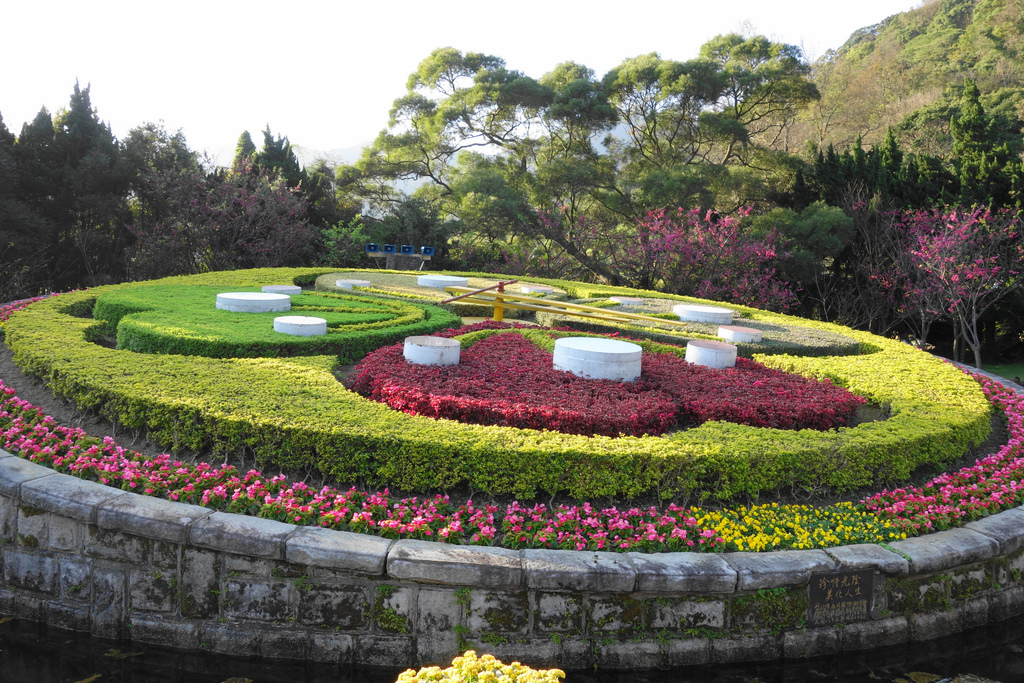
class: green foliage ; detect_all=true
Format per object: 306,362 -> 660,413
3,268 -> 991,504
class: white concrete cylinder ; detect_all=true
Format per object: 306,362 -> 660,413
520,284 -> 554,295
216,292 -> 291,313
717,325 -> 764,343
404,336 -> 460,366
673,304 -> 735,324
274,316 -> 327,336
261,285 -> 301,296
609,296 -> 645,307
417,275 -> 469,289
336,279 -> 372,289
685,340 -> 738,369
553,337 -> 642,382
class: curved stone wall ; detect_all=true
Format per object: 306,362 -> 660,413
3,447 -> 1024,671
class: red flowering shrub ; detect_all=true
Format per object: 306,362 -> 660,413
349,329 -> 865,437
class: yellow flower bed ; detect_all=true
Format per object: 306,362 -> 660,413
396,651 -> 565,683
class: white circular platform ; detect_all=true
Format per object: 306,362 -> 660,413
216,292 -> 291,313
718,325 -> 763,343
417,275 -> 469,289
404,336 -> 460,366
673,304 -> 735,324
261,285 -> 301,296
336,279 -> 372,289
273,316 -> 327,336
609,296 -> 645,307
521,284 -> 554,295
685,340 -> 738,369
553,337 -> 642,382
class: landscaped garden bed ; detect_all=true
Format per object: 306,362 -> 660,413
1,268 -> 1017,556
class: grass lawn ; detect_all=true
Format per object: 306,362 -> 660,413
984,362 -> 1024,382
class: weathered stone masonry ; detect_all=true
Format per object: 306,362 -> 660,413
3,447 -> 1024,670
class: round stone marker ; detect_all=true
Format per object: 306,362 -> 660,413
718,325 -> 763,343
673,304 -> 735,324
261,285 -> 301,296
404,336 -> 460,366
274,316 -> 327,336
417,274 -> 469,289
685,340 -> 738,369
609,296 -> 645,307
553,337 -> 642,382
520,284 -> 554,295
216,292 -> 291,313
336,279 -> 372,289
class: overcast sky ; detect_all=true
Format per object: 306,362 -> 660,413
2,0 -> 919,166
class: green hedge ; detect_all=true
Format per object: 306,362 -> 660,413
3,268 -> 992,503
91,283 -> 460,362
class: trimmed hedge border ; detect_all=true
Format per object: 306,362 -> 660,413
2,268 -> 992,502
4,446 -> 1024,670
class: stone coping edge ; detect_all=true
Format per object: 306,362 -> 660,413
2,448 -> 1020,590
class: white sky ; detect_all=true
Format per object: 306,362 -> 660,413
1,0 -> 919,166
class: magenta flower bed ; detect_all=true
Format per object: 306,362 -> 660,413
349,326 -> 865,436
863,372 -> 1024,532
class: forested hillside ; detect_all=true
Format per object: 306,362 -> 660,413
1,0 -> 1022,365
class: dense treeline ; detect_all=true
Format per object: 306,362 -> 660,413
2,4 -> 1023,365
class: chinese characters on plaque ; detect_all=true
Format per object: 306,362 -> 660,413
808,570 -> 874,625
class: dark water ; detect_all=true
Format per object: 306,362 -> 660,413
2,614 -> 1023,683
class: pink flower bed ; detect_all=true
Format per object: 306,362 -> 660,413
863,371 -> 1024,532
349,324 -> 865,436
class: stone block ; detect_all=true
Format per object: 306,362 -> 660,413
957,596 -> 990,631
650,597 -> 726,630
48,515 -> 84,552
373,583 -> 414,634
909,609 -> 958,641
86,526 -> 149,563
222,554 -> 282,578
950,566 -> 988,600
309,632 -> 354,664
387,539 -> 521,588
13,592 -> 44,620
841,616 -> 908,651
989,586 -> 1024,622
534,592 -> 583,633
46,600 -> 91,631
665,637 -> 711,666
825,543 -> 911,577
181,547 -> 220,619
298,585 -> 368,629
588,594 -> 646,634
723,550 -> 836,590
287,527 -> 392,576
477,638 -> 561,669
559,637 -> 592,670
20,473 -> 126,523
630,551 -> 738,594
415,631 -> 462,668
784,626 -> 840,659
710,634 -> 783,663
129,613 -> 200,650
417,587 -> 462,632
129,566 -> 177,612
467,590 -> 529,634
354,634 -> 416,668
3,546 -> 58,594
91,567 -> 126,639
16,505 -> 47,548
965,509 -> 1024,554
0,493 -> 15,541
0,456 -> 56,497
260,627 -> 308,660
97,494 -> 211,543
202,622 -> 258,656
593,639 -> 664,668
888,528 -> 999,574
223,579 -> 294,621
189,511 -> 295,559
150,540 -> 179,570
59,557 -> 92,600
523,549 -> 636,592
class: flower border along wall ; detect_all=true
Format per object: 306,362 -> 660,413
2,268 -> 991,504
